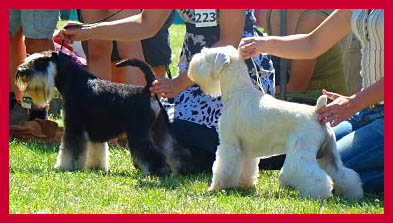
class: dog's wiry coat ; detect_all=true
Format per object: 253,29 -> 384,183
16,51 -> 191,175
188,46 -> 363,199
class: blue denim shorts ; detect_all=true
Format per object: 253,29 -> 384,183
9,9 -> 60,39
353,104 -> 384,127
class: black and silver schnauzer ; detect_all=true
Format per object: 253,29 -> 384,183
15,51 -> 195,175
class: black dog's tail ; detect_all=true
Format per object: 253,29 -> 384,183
116,58 -> 167,114
115,59 -> 156,89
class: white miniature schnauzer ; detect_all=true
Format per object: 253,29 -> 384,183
188,46 -> 363,199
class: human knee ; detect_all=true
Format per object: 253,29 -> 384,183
88,41 -> 112,60
25,38 -> 54,53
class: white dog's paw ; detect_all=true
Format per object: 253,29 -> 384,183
238,181 -> 257,189
207,183 -> 226,192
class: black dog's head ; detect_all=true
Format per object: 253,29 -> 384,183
15,51 -> 59,107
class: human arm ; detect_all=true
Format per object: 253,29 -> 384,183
151,9 -> 246,98
239,9 -> 352,60
59,9 -> 172,42
285,12 -> 327,92
317,78 -> 384,126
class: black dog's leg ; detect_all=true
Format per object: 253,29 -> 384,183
54,109 -> 87,171
54,127 -> 87,170
150,110 -> 193,174
126,127 -> 169,175
150,110 -> 217,174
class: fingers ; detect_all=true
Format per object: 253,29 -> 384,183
316,103 -> 334,115
322,89 -> 342,100
239,42 -> 257,59
239,37 -> 255,47
59,22 -> 86,43
331,117 -> 345,127
319,114 -> 335,125
57,29 -> 74,44
63,21 -> 83,29
317,110 -> 335,124
150,79 -> 173,97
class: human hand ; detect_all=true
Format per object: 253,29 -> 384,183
150,77 -> 184,98
57,22 -> 93,43
238,37 -> 263,59
316,89 -> 360,127
53,29 -> 73,51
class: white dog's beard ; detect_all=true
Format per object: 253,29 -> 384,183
189,70 -> 221,97
198,78 -> 221,97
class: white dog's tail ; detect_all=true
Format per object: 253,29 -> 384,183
315,95 -> 328,111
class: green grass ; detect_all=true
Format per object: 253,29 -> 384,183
9,139 -> 384,214
9,22 -> 384,214
168,25 -> 186,77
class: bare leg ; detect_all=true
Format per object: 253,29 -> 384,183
111,9 -> 146,86
24,38 -> 54,52
9,28 -> 26,103
81,9 -> 112,80
152,65 -> 168,77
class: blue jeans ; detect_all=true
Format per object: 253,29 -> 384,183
333,105 -> 384,194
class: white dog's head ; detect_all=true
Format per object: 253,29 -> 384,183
188,45 -> 245,97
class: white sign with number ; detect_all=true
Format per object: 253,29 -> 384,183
194,9 -> 218,27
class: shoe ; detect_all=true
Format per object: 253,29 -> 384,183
9,102 -> 29,126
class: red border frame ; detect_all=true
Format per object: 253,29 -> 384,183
3,1 -> 389,219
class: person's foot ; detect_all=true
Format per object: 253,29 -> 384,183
9,101 -> 29,125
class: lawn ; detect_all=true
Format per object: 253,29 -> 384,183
9,24 -> 384,214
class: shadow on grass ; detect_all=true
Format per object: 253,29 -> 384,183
133,172 -> 212,190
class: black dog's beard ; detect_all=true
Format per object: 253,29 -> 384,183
18,62 -> 57,107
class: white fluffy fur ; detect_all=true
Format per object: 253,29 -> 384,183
54,134 -> 109,172
188,46 -> 363,199
54,142 -> 75,171
85,140 -> 110,172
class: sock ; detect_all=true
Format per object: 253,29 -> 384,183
9,92 -> 16,110
29,107 -> 48,120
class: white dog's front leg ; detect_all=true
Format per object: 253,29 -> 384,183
239,157 -> 259,189
208,144 -> 242,191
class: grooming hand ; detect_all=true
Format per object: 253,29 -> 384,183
57,22 -> 93,43
316,89 -> 360,127
150,77 -> 185,99
238,37 -> 263,59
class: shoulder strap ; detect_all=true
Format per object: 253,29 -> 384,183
265,9 -> 273,35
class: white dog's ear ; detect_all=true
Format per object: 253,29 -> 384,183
214,52 -> 231,74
